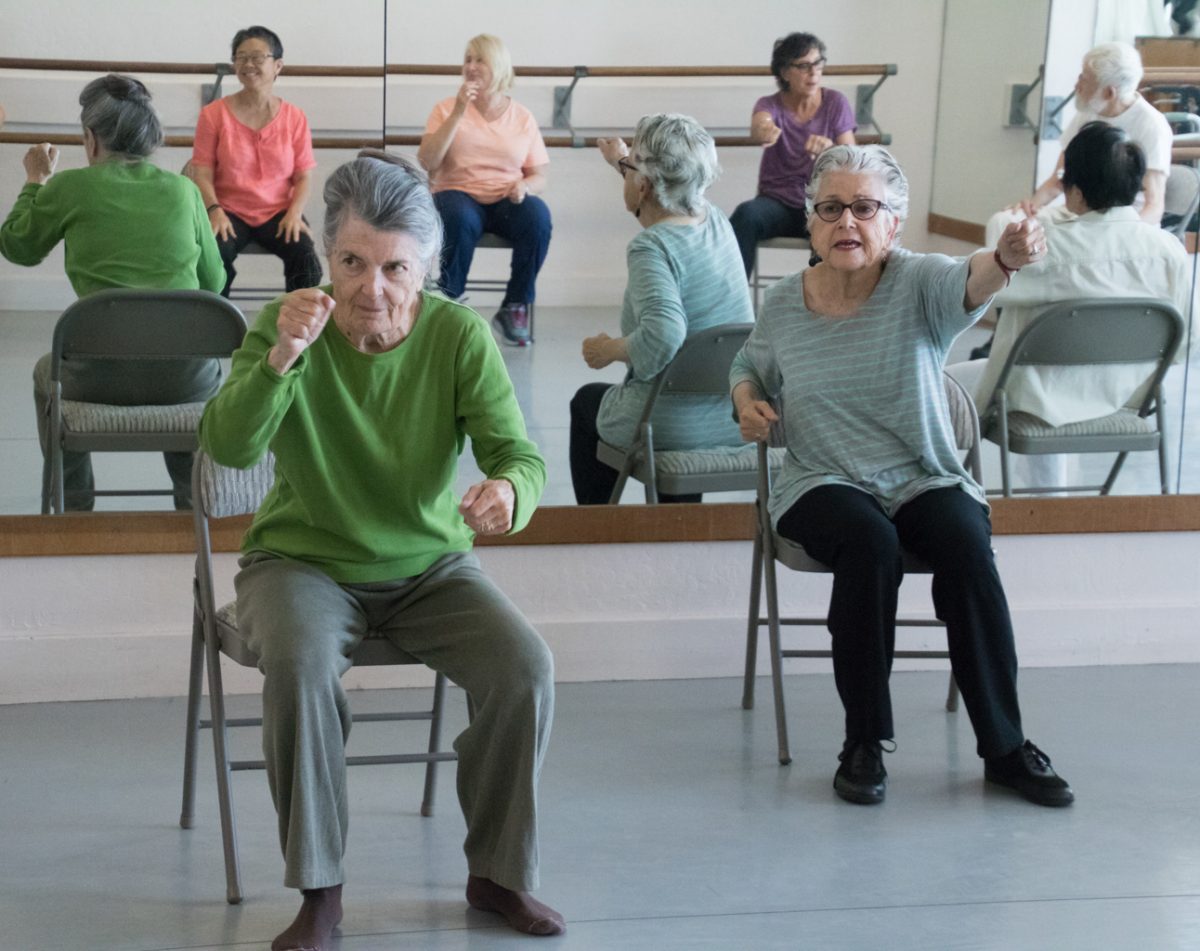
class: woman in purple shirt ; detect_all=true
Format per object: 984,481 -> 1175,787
729,32 -> 856,276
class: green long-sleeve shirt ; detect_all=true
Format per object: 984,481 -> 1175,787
199,290 -> 546,583
0,159 -> 224,295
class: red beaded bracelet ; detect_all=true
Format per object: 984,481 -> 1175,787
993,248 -> 1019,285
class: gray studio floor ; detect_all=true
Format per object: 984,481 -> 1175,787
2,295 -> 1198,515
4,666 -> 1200,951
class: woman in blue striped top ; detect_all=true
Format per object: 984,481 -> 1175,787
569,113 -> 754,504
731,145 -> 1074,809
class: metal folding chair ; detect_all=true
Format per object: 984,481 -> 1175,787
180,450 -> 457,904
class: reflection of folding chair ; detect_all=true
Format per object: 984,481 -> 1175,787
750,237 -> 810,312
181,450 -> 457,904
743,374 -> 979,766
596,323 -> 779,503
1162,164 -> 1200,242
979,298 -> 1184,497
41,288 -> 246,513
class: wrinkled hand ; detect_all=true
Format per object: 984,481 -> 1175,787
738,399 -> 779,443
804,133 -> 833,156
996,217 -> 1045,271
751,113 -> 782,147
597,136 -> 629,167
269,287 -> 335,373
276,209 -> 310,244
455,80 -> 481,114
1006,198 -> 1040,218
507,179 -> 528,204
582,333 -> 614,369
459,478 -> 514,535
209,206 -> 235,241
24,143 -> 58,184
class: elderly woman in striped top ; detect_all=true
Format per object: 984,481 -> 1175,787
731,144 -> 1074,810
569,113 -> 754,504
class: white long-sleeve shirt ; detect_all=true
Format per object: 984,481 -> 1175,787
976,206 -> 1190,427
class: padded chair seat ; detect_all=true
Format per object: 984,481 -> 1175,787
61,399 -> 208,434
1004,408 -> 1156,439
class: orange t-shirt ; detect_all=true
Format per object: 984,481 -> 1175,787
423,97 -> 549,203
191,98 -> 316,226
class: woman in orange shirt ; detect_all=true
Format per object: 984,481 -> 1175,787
190,25 -> 322,297
418,34 -> 551,346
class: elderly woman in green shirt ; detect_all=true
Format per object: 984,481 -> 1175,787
0,74 -> 224,509
199,150 -> 562,950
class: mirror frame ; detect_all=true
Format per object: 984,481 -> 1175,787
3,496 -> 1198,558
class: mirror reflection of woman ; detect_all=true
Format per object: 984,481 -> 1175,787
0,74 -> 224,510
418,34 -> 551,347
729,31 -> 857,276
570,114 -> 753,505
190,25 -> 323,297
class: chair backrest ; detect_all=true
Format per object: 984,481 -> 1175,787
990,295 -> 1182,377
630,322 -> 755,431
50,288 -> 246,378
1162,164 -> 1200,241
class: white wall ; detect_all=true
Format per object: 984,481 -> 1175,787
3,533 -> 1199,705
0,0 -> 949,308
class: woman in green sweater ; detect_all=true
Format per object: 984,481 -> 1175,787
199,150 -> 562,950
0,74 -> 225,509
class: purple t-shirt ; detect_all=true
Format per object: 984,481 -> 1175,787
754,89 -> 857,209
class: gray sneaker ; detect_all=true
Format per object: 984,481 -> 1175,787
493,303 -> 531,346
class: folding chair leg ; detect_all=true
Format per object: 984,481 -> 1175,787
1100,451 -> 1129,496
420,673 -> 448,818
203,633 -> 244,905
762,557 -> 792,766
180,609 -> 206,829
742,529 -> 764,710
945,673 -> 959,713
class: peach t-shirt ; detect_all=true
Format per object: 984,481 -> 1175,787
423,97 -> 549,203
192,98 -> 316,226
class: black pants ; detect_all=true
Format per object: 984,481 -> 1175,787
568,382 -> 701,505
218,209 -> 323,297
777,484 -> 1024,759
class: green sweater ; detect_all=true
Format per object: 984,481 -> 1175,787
0,159 -> 224,295
199,290 -> 546,583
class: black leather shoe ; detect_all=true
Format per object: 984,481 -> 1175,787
834,739 -> 888,805
985,740 -> 1074,807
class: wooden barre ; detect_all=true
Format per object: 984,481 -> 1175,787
0,131 -> 889,149
0,57 -> 896,80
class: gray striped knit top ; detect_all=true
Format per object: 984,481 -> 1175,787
597,204 -> 754,449
730,247 -> 989,525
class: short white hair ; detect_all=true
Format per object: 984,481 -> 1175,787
630,113 -> 719,217
1083,42 -> 1143,100
806,144 -> 909,236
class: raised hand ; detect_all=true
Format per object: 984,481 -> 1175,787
269,287 -> 335,373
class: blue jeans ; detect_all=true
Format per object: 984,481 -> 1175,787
729,195 -> 810,277
434,190 -> 552,304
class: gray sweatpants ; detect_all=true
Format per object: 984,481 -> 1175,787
234,550 -> 554,893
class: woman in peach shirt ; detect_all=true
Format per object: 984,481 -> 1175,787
190,25 -> 322,297
418,34 -> 551,346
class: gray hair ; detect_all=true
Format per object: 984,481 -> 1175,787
79,74 -> 163,158
322,149 -> 444,280
1083,42 -> 1143,100
805,144 -> 909,235
630,113 -> 719,217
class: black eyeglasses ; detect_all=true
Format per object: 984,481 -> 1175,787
789,57 -> 826,73
812,199 -> 890,223
233,52 -> 275,66
617,157 -> 638,178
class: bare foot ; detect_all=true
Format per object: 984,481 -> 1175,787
272,884 -> 343,951
466,875 -> 565,936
